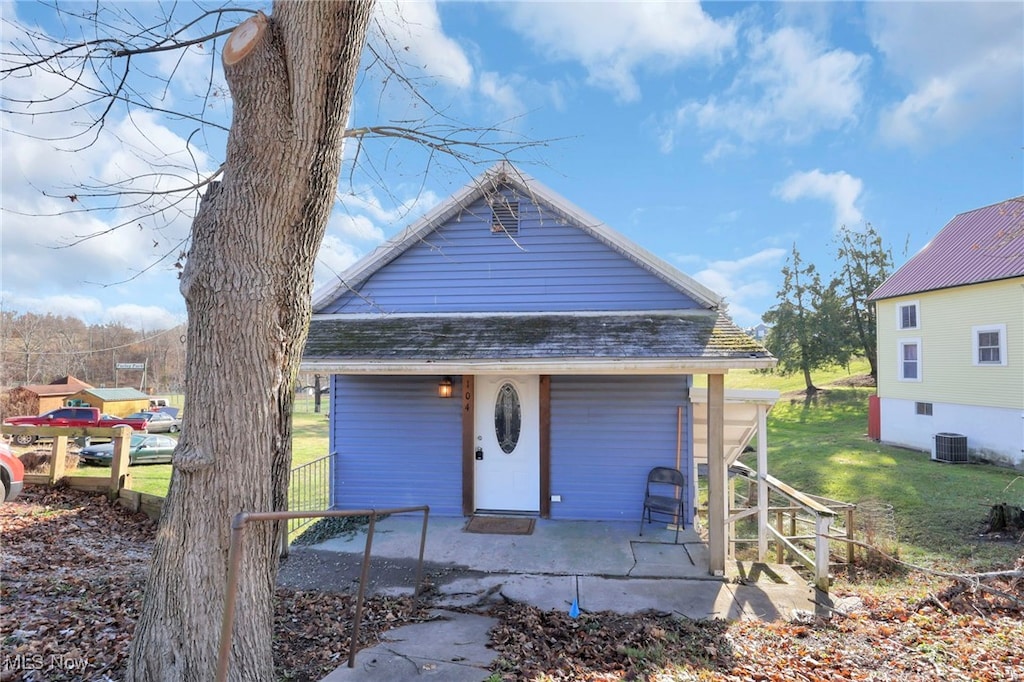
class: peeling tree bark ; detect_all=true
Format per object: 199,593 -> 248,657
127,3 -> 374,681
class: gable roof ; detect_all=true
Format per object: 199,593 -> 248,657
870,197 -> 1024,301
13,376 -> 93,397
72,387 -> 151,402
312,161 -> 722,312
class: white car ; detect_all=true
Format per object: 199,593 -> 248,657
125,411 -> 181,433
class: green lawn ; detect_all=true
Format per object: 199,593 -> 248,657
71,396 -> 331,498
694,358 -> 874,392
726,362 -> 1023,572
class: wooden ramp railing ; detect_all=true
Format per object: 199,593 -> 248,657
727,461 -> 855,592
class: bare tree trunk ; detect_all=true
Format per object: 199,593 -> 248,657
127,4 -> 374,681
802,365 -> 818,393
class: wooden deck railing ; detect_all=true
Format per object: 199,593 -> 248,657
728,461 -> 855,592
0,424 -> 167,517
5,426 -> 335,536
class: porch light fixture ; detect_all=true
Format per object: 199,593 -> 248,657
437,376 -> 453,399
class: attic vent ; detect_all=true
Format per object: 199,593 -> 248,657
490,196 -> 520,235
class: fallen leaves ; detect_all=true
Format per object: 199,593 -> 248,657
0,487 -> 428,682
2,487 -> 1022,682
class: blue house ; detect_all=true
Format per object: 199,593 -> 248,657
302,163 -> 775,572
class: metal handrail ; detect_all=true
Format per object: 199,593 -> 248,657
215,505 -> 430,682
286,452 -> 335,540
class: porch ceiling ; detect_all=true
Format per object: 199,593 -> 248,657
302,312 -> 775,374
690,387 -> 779,467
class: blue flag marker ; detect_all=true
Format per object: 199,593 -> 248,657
569,575 -> 580,619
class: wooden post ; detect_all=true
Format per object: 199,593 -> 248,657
846,508 -> 856,566
815,515 -> 832,592
278,522 -> 290,559
707,373 -> 726,576
49,435 -> 68,484
756,404 -> 769,561
461,375 -> 475,516
775,510 -> 784,563
109,426 -> 132,497
727,474 -> 735,557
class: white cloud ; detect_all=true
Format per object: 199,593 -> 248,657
478,71 -> 533,118
0,10 -> 211,325
105,304 -> 185,331
373,0 -> 473,89
775,169 -> 864,229
667,26 -> 869,153
679,247 -> 787,326
341,185 -> 441,227
503,2 -> 736,102
154,39 -> 231,122
333,213 -> 385,242
313,184 -> 445,292
868,2 -> 1024,146
314,234 -> 363,292
0,293 -> 106,323
0,292 -> 182,330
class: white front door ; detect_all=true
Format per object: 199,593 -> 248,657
474,375 -> 540,512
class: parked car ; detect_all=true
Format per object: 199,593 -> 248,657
4,407 -> 148,446
1,442 -> 25,502
125,411 -> 181,433
79,434 -> 178,466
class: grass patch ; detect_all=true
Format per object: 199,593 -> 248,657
695,357 -> 874,392
68,397 -> 331,499
741,386 -> 1024,572
290,398 -> 330,468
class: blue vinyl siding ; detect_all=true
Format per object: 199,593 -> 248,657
322,195 -> 699,314
549,375 -> 693,522
330,375 -> 463,515
329,374 -> 694,522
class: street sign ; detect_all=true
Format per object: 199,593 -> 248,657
116,362 -> 145,370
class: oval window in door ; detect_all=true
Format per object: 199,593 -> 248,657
494,382 -> 522,454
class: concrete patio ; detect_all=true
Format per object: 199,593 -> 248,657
278,513 -> 828,682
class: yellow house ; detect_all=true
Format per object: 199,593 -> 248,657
66,387 -> 152,417
869,197 -> 1024,469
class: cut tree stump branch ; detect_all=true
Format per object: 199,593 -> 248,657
223,12 -> 268,66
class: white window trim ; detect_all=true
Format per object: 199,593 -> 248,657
898,338 -> 922,382
897,300 -> 920,330
972,324 -> 1007,366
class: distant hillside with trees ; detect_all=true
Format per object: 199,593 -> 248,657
0,311 -> 186,393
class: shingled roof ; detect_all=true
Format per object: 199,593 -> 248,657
870,197 -> 1024,301
303,312 -> 773,373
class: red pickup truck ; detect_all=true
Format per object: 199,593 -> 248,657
4,407 -> 148,446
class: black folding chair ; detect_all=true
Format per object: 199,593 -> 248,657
638,466 -> 686,544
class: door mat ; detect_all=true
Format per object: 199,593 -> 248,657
464,516 -> 535,535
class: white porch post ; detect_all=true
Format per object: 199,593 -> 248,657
756,403 -> 769,560
815,515 -> 832,592
707,373 -> 726,576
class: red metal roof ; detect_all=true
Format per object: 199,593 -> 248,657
870,197 -> 1024,300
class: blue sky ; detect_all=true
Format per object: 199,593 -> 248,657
1,1 -> 1022,330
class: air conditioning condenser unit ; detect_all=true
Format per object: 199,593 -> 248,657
932,433 -> 968,464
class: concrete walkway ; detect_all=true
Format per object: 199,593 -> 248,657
292,515 -> 827,682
